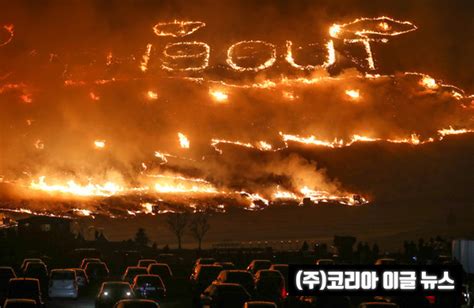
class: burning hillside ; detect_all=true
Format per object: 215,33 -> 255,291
1,1 -> 473,217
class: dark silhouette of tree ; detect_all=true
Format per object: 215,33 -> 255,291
300,241 -> 309,252
166,212 -> 189,249
190,213 -> 211,250
134,228 -> 150,247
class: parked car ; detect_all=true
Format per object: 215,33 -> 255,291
131,274 -> 165,300
96,281 -> 134,308
6,278 -> 43,306
122,267 -> 148,284
137,259 -> 157,268
3,298 -> 39,307
359,303 -> 399,308
23,263 -> 48,291
269,264 -> 288,290
200,282 -> 250,308
315,259 -> 335,265
147,263 -> 173,284
48,269 -> 78,299
114,299 -> 160,308
190,264 -> 223,306
247,260 -> 272,275
85,262 -> 109,283
0,267 -> 16,302
192,258 -> 216,272
254,270 -> 285,304
214,262 -> 235,270
20,259 -> 43,272
215,270 -> 255,295
299,296 -> 352,308
81,258 -> 101,269
70,268 -> 88,288
375,258 -> 396,265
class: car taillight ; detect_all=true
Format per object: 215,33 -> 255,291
281,287 -> 287,299
425,295 -> 436,304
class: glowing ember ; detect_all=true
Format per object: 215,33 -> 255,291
89,92 -> 100,101
73,209 -> 92,216
140,43 -> 153,72
256,141 -> 272,151
378,22 -> 391,31
146,90 -> 158,100
94,140 -> 106,149
282,91 -> 297,101
0,24 -> 14,47
34,139 -> 44,150
178,133 -> 190,149
141,203 -> 155,215
345,89 -> 360,99
420,76 -> 438,89
209,89 -> 228,102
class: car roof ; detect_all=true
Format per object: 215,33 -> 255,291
225,269 -> 249,273
103,281 -> 130,286
149,263 -> 170,267
214,282 -> 245,288
135,274 -> 161,279
198,264 -> 222,268
51,269 -> 74,272
9,278 -> 39,283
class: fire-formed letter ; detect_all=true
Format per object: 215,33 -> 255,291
226,40 -> 276,72
161,42 -> 210,72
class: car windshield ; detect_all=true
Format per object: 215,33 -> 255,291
51,271 -> 74,280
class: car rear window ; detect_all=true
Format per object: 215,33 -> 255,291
51,271 -> 74,280
198,266 -> 222,280
136,276 -> 163,287
227,272 -> 252,282
8,281 -> 38,297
